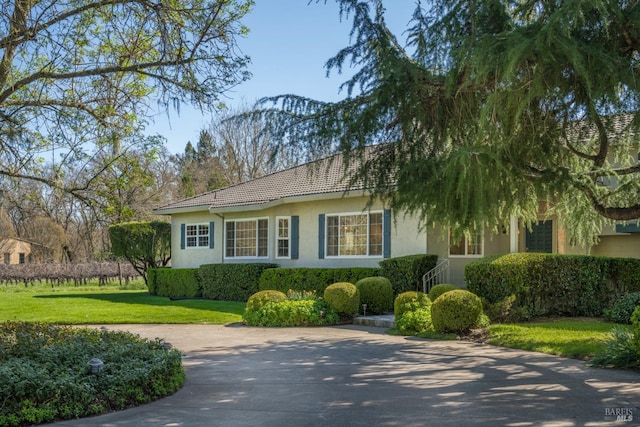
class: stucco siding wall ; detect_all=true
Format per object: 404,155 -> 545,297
169,196 -> 427,269
591,234 -> 640,258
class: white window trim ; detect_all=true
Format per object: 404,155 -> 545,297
448,229 -> 484,258
325,211 -> 384,259
185,223 -> 210,249
224,217 -> 269,259
275,216 -> 291,259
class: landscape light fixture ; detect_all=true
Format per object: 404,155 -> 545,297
88,358 -> 104,375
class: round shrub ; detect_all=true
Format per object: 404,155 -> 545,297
605,292 -> 640,324
324,282 -> 360,315
428,284 -> 460,301
355,276 -> 393,315
246,290 -> 288,312
394,291 -> 430,318
431,290 -> 483,333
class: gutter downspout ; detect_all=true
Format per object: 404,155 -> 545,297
215,213 -> 224,263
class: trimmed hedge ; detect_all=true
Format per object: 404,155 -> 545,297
379,254 -> 438,295
355,277 -> 394,314
147,268 -> 200,298
199,263 -> 279,302
465,253 -> 640,319
258,267 -> 381,294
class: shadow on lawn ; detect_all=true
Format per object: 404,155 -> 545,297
34,292 -> 245,314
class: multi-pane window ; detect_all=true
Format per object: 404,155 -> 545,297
186,224 -> 209,248
449,230 -> 483,257
225,218 -> 268,258
276,217 -> 290,258
326,212 -> 383,257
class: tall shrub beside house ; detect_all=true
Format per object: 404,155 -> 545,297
109,221 -> 171,285
466,253 -> 640,319
378,254 -> 438,296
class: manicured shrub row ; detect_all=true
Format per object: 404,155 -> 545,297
258,267 -> 380,294
356,277 -> 393,314
0,322 -> 184,427
198,263 -> 279,302
379,254 -> 438,295
465,253 -> 640,319
147,268 -> 200,298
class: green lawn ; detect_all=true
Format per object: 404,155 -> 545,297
488,319 -> 629,360
0,283 -> 245,324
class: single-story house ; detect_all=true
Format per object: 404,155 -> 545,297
0,237 -> 31,264
153,153 -> 640,287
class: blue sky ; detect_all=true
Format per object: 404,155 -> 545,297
146,1 -> 417,154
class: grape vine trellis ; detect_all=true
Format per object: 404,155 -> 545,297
0,262 -> 140,287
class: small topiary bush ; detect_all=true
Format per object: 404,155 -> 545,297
355,276 -> 393,315
324,282 -> 360,315
604,292 -> 640,324
246,290 -> 288,312
431,290 -> 483,333
428,284 -> 460,302
394,291 -> 430,318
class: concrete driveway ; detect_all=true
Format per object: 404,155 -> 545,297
47,324 -> 639,427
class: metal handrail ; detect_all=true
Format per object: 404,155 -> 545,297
422,259 -> 450,293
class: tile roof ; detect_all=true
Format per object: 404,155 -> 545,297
153,152 -> 366,214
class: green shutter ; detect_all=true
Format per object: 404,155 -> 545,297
318,214 -> 325,259
383,209 -> 391,258
291,216 -> 299,259
209,221 -> 215,249
180,224 -> 186,250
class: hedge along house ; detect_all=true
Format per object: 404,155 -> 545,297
153,152 -> 640,287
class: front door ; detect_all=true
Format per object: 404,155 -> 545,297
526,221 -> 553,253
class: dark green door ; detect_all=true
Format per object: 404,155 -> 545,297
526,221 -> 553,253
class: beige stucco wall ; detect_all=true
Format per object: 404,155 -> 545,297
0,239 -> 31,264
590,234 -> 640,258
169,195 -> 427,269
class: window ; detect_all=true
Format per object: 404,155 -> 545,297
3,253 -> 9,264
449,230 -> 483,257
186,224 -> 209,248
326,212 -> 383,257
18,253 -> 25,264
225,218 -> 268,258
276,217 -> 290,258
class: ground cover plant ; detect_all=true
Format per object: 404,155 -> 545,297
0,280 -> 245,324
243,290 -> 339,326
0,321 -> 185,427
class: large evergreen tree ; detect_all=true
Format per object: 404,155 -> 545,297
256,0 -> 640,243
